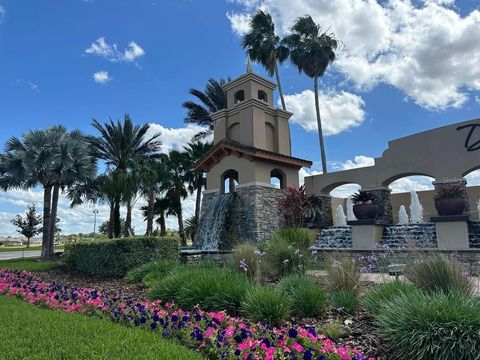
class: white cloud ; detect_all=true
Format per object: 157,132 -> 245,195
332,155 -> 375,170
228,0 -> 480,110
93,71 -> 112,84
0,6 -> 5,24
146,123 -> 213,154
84,37 -> 145,63
466,169 -> 480,186
283,89 -> 366,135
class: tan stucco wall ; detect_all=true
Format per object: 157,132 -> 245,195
305,118 -> 480,194
331,186 -> 480,224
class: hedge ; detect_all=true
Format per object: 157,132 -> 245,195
63,236 -> 180,277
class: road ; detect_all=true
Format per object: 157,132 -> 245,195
0,249 -> 64,261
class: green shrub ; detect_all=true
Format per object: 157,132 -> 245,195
324,256 -> 360,294
241,286 -> 289,325
375,291 -> 480,360
125,259 -> 178,284
149,266 -> 251,315
232,243 -> 259,279
275,228 -> 314,248
64,236 -> 179,277
320,322 -> 347,341
265,237 -> 309,278
176,268 -> 251,314
278,274 -> 326,317
330,290 -> 358,315
404,255 -> 473,294
362,280 -> 419,315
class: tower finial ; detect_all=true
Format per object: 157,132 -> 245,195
246,52 -> 253,73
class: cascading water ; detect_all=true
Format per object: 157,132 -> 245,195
347,197 -> 357,221
196,194 -> 234,250
398,205 -> 409,224
410,191 -> 424,223
477,198 -> 480,220
335,205 -> 347,226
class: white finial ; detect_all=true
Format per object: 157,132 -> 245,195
246,53 -> 253,73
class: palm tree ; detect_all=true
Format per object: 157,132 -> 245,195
282,16 -> 339,174
182,78 -> 229,139
242,10 -> 290,110
184,141 -> 213,244
160,150 -> 189,246
141,196 -> 173,237
87,115 -> 161,237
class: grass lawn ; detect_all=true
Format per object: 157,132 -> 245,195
0,296 -> 203,360
0,244 -> 64,252
0,257 -> 59,272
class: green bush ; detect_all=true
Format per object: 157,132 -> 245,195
278,274 -> 326,317
275,228 -> 314,248
125,259 -> 179,284
375,291 -> 480,360
320,322 -> 347,341
176,268 -> 251,314
64,236 -> 179,277
404,255 -> 473,294
148,266 -> 251,315
362,280 -> 419,315
232,243 -> 259,279
330,290 -> 358,315
324,256 -> 360,294
241,286 -> 289,325
264,236 -> 309,278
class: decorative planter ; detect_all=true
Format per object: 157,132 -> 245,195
353,203 -> 379,220
435,198 -> 466,216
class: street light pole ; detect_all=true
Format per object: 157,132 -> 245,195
93,209 -> 99,237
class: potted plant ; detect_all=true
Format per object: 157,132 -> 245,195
351,192 -> 378,220
434,185 -> 467,216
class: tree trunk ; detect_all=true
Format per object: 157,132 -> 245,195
41,185 -> 52,260
26,237 -> 31,248
192,177 -> 202,245
314,76 -> 328,174
274,61 -> 287,111
177,199 -> 186,247
113,196 -> 121,238
108,203 -> 114,239
145,189 -> 155,236
123,200 -> 132,237
48,184 -> 60,258
228,176 -> 235,193
159,214 -> 166,236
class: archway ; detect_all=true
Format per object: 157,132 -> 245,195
465,168 -> 480,220
234,90 -> 244,104
329,183 -> 361,225
387,175 -> 435,223
221,169 -> 239,194
258,90 -> 268,103
270,169 -> 286,189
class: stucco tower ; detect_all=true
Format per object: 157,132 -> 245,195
196,69 -> 312,248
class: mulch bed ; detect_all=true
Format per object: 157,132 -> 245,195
36,268 -> 387,359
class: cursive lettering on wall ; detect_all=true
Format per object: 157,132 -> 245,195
457,124 -> 480,152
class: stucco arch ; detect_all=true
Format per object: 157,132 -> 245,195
382,172 -> 436,188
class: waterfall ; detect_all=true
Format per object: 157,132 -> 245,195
410,191 -> 424,223
335,205 -> 347,226
477,198 -> 480,220
398,205 -> 409,224
347,197 -> 357,221
196,194 -> 234,250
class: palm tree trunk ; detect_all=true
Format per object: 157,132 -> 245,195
177,199 -> 186,247
48,184 -> 60,258
145,189 -> 155,236
159,213 -> 166,236
314,76 -> 328,174
41,185 -> 52,260
113,196 -> 121,238
193,177 -> 202,245
229,176 -> 235,193
123,201 -> 132,237
274,61 -> 287,111
108,204 -> 114,239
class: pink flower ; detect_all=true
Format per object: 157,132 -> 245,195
292,343 -> 304,352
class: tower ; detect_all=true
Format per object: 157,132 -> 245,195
196,70 -> 312,248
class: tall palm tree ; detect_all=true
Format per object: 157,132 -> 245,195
182,78 -> 229,139
184,141 -> 213,244
141,195 -> 173,237
282,16 -> 339,174
87,115 -> 162,237
160,150 -> 189,246
242,10 -> 290,110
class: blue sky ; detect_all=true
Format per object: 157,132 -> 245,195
0,0 -> 479,235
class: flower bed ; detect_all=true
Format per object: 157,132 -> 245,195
0,269 -> 371,360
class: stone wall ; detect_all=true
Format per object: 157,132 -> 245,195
367,189 -> 393,223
